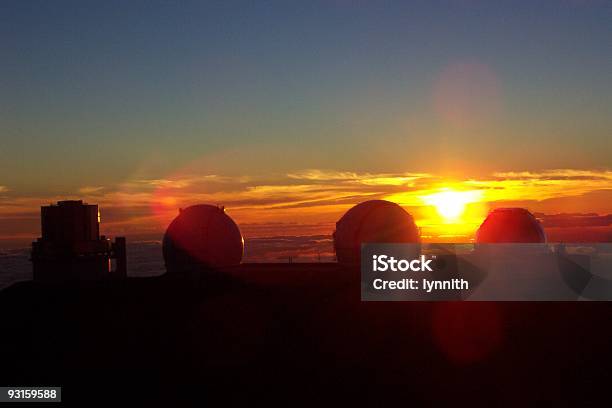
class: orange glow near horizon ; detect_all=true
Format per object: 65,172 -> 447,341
1,168 -> 611,244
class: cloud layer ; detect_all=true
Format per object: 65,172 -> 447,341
1,168 -> 611,244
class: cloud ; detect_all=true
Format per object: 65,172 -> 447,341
128,174 -> 252,189
464,169 -> 612,202
287,169 -> 431,186
78,186 -> 105,195
243,235 -> 335,262
240,222 -> 335,238
537,213 -> 612,228
492,169 -> 612,181
1,168 -> 611,243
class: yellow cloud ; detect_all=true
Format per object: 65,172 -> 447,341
78,186 -> 105,195
468,169 -> 612,202
287,169 -> 431,186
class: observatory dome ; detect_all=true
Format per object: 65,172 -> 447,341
333,200 -> 420,265
476,208 -> 546,243
163,205 -> 243,272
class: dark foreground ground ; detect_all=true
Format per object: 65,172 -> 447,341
1,264 -> 611,406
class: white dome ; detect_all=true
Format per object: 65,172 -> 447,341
476,208 -> 546,243
333,200 -> 420,265
163,205 -> 243,271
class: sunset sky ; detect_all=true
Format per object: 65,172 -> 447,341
1,1 -> 611,245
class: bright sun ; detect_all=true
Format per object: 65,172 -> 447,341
422,189 -> 482,221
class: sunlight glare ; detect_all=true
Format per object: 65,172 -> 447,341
422,189 -> 482,221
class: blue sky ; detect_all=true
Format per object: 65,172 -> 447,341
1,0 -> 611,196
